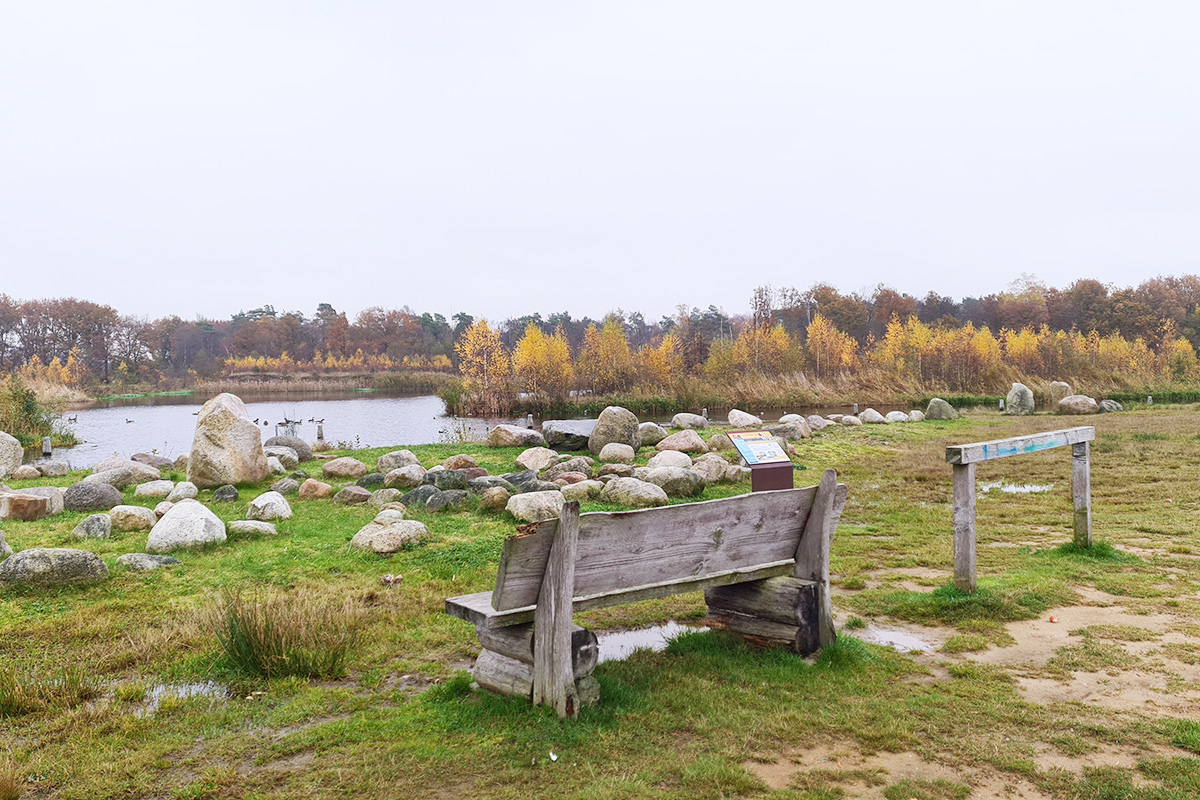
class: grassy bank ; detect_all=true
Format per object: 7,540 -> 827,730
2,408 -> 1200,797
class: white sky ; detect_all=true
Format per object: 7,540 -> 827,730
2,3 -> 1197,323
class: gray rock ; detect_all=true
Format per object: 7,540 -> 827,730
671,413 -> 707,430
333,486 -> 372,505
924,398 -> 959,420
356,472 -> 386,489
766,421 -> 812,440
0,432 -> 23,479
134,480 -> 175,499
544,457 -> 594,482
806,415 -> 831,431
11,465 -> 40,481
0,547 -> 108,587
384,465 -> 427,489
1057,395 -> 1098,415
487,424 -> 546,448
323,457 -> 368,479
859,408 -> 887,424
908,410 -> 925,422
1049,381 -> 1073,406
0,530 -> 12,558
637,422 -> 669,447
166,481 -> 198,502
399,484 -> 441,507
263,435 -> 313,462
425,469 -> 468,490
561,480 -> 603,503
34,459 -> 69,478
376,449 -> 420,472
426,489 -> 471,512
1005,383 -> 1036,416
349,519 -> 428,554
212,485 -> 239,502
83,462 -> 162,489
270,478 -> 300,495
541,420 -> 596,452
478,487 -> 512,511
655,430 -> 708,454
691,453 -> 742,484
884,411 -> 911,423
840,415 -> 862,427
263,446 -> 300,470
647,450 -> 692,469
117,553 -> 181,571
131,453 -> 174,470
728,409 -> 762,427
372,509 -> 406,526
515,447 -> 560,472
173,453 -> 189,471
227,520 -> 278,536
598,463 -> 635,478
598,442 -> 636,464
599,477 -> 668,508
147,499 -> 227,552
64,481 -> 122,512
1098,399 -> 1124,413
467,476 -> 516,493
73,514 -> 112,539
247,491 -> 292,521
519,480 -> 563,493
154,501 -> 173,517
266,456 -> 286,475
18,486 -> 64,516
499,469 -> 539,487
298,479 -> 334,498
443,454 -> 478,470
644,467 -> 705,497
505,490 -> 565,522
187,393 -> 271,488
707,432 -> 735,450
588,406 -> 640,457
369,488 -> 403,507
111,505 -> 158,532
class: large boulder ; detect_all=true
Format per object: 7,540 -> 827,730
0,548 -> 108,587
11,465 -> 40,481
925,398 -> 958,421
0,492 -> 49,521
671,413 -> 707,430
840,415 -> 862,427
228,520 -> 279,537
17,486 -> 64,516
859,408 -> 887,424
111,505 -> 158,532
64,481 -> 122,512
131,453 -> 174,470
377,449 -> 420,472
655,430 -> 708,454
515,447 -> 560,472
350,518 -> 428,554
333,486 -> 372,505
73,514 -> 112,539
146,499 -> 227,553
644,467 -> 705,498
1098,399 -> 1124,414
134,480 -> 175,499
884,411 -> 911,423
505,490 -> 566,523
384,465 -> 427,489
908,410 -> 925,422
83,462 -> 162,489
588,406 -> 640,457
691,453 -> 743,484
1057,395 -> 1098,415
117,553 -> 181,571
544,457 -> 594,482
728,409 -> 762,427
766,420 -> 812,440
806,415 -> 831,431
647,450 -> 692,469
637,422 -> 669,448
541,420 -> 596,452
166,482 -> 198,502
599,477 -> 668,508
1049,381 -> 1073,406
34,459 -> 69,478
1005,383 -> 1036,416
263,435 -> 313,462
561,480 -> 603,503
187,393 -> 271,488
298,478 -> 334,499
425,470 -> 468,490
0,432 -> 23,479
323,457 -> 368,479
263,446 -> 300,470
247,491 -> 293,521
487,425 -> 545,448
598,443 -> 636,464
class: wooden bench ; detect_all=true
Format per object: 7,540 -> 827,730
445,469 -> 848,717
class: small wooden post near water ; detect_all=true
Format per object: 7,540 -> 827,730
945,426 -> 1095,593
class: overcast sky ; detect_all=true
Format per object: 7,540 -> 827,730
2,3 -> 1197,324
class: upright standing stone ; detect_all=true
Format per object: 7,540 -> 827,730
187,394 -> 270,488
0,432 -> 22,479
924,398 -> 959,420
1049,381 -> 1073,406
587,407 -> 640,457
1005,383 -> 1036,416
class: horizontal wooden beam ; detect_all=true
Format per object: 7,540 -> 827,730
946,426 -> 1095,465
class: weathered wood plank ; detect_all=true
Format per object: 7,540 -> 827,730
473,648 -> 601,707
946,426 -> 1095,465
1072,441 -> 1092,548
795,469 -> 837,647
532,501 -> 580,717
952,462 -> 976,592
705,576 -> 820,655
449,560 -> 797,629
493,486 -> 819,611
476,622 -> 598,679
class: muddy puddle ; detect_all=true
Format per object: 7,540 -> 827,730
596,621 -> 708,663
137,681 -> 229,717
851,625 -> 936,653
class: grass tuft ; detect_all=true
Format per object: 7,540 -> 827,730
1044,541 -> 1138,563
0,762 -> 22,800
852,582 -> 1074,628
0,664 -> 100,717
208,590 -> 360,679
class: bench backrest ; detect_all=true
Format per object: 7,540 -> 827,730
491,479 -> 848,613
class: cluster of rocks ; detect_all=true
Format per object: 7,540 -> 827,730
1004,382 -> 1124,417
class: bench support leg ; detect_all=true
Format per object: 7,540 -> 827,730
705,577 -> 821,655
532,500 -> 581,718
474,648 -> 600,707
794,468 -> 838,648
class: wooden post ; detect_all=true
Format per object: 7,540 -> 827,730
795,468 -> 837,648
1072,441 -> 1092,548
952,463 -> 976,593
532,501 -> 580,718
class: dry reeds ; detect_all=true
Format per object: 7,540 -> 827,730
0,664 -> 100,717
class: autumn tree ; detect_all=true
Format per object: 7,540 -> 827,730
512,323 -> 574,403
455,319 -> 511,414
575,318 -> 635,394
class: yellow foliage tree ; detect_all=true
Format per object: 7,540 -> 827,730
513,323 -> 574,402
575,319 -> 635,394
455,319 -> 511,413
805,314 -> 858,378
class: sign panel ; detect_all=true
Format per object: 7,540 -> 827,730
728,430 -> 791,466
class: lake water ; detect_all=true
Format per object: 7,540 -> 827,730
54,391 -> 918,468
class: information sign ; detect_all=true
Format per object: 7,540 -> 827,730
728,430 -> 791,466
